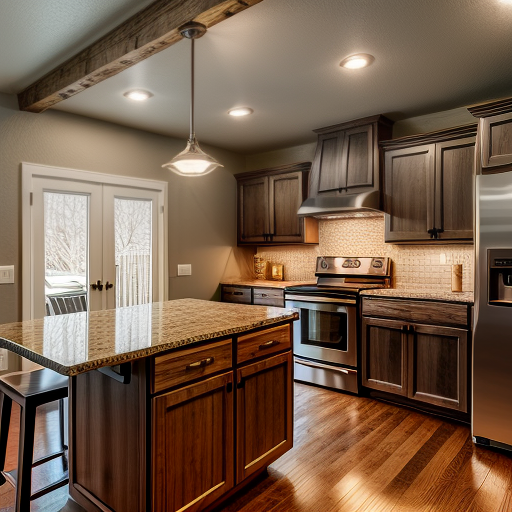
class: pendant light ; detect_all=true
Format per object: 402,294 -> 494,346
162,22 -> 223,176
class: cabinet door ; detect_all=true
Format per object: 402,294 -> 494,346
342,124 -> 374,190
481,113 -> 512,171
408,324 -> 468,412
435,137 -> 475,240
236,351 -> 293,483
268,171 -> 303,243
361,317 -> 408,395
152,372 -> 234,512
238,176 -> 269,243
310,131 -> 344,194
384,144 -> 436,242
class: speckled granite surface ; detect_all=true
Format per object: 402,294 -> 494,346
361,289 -> 474,304
220,279 -> 316,289
0,299 -> 298,376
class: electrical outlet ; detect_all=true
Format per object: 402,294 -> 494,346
177,264 -> 192,276
0,265 -> 14,284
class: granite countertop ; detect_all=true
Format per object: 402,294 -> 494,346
0,299 -> 299,376
361,288 -> 474,304
220,279 -> 316,289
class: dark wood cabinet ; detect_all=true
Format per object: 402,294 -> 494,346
236,351 -> 293,483
236,162 -> 318,245
309,115 -> 393,199
361,297 -> 470,416
361,317 -> 408,396
468,97 -> 512,174
221,284 -> 285,307
382,125 -> 476,242
152,372 -> 234,512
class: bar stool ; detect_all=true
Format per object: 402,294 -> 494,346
0,368 -> 69,512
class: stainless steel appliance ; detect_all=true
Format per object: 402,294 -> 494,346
473,171 -> 512,451
285,256 -> 391,394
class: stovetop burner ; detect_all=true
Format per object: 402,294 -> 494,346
285,256 -> 391,299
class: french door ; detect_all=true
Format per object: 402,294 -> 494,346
22,163 -> 168,320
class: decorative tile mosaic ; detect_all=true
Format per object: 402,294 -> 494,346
257,215 -> 474,292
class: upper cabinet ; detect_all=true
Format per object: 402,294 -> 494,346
382,125 -> 477,243
468,96 -> 512,174
236,163 -> 318,245
309,115 -> 394,199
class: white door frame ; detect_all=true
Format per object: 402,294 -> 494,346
22,162 -> 168,320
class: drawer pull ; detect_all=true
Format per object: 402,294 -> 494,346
258,340 -> 280,350
186,357 -> 215,370
231,291 -> 244,296
261,293 -> 268,298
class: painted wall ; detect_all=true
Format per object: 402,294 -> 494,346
0,92 -> 245,325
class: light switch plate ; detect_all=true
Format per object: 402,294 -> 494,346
0,265 -> 14,284
177,264 -> 192,276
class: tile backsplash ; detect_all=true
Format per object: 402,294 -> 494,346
257,215 -> 474,292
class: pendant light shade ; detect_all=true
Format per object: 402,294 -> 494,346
162,22 -> 223,177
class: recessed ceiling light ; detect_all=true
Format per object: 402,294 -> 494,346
340,54 -> 375,70
123,89 -> 153,101
228,107 -> 254,117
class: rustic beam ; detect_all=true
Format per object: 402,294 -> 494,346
18,0 -> 263,113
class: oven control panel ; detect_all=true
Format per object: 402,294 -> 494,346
315,256 -> 390,276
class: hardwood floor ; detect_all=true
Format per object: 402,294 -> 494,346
1,383 -> 511,511
219,383 -> 512,512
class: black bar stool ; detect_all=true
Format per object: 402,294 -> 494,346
0,368 -> 69,512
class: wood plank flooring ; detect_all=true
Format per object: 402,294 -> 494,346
219,383 -> 512,512
1,383 -> 511,511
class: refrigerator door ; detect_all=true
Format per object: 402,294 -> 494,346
473,171 -> 512,449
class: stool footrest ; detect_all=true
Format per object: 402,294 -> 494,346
1,468 -> 69,501
33,448 -> 68,468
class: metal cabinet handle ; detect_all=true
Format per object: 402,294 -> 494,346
261,293 -> 268,298
186,357 -> 214,370
258,340 -> 280,350
91,280 -> 103,291
105,281 -> 113,290
233,291 -> 243,296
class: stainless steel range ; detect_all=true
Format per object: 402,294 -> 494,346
285,256 -> 391,394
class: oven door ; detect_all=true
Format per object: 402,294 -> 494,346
285,298 -> 357,367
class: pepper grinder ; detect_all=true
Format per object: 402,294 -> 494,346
451,264 -> 463,292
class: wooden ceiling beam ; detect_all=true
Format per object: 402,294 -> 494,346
18,0 -> 263,113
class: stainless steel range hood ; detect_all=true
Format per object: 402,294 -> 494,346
297,190 -> 383,218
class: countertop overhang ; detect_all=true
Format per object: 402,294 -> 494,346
0,299 -> 299,376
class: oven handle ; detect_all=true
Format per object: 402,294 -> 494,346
285,294 -> 356,305
295,359 -> 357,375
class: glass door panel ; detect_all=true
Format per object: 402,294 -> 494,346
114,197 -> 153,307
44,192 -> 89,316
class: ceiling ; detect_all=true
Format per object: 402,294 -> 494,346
2,0 -> 512,154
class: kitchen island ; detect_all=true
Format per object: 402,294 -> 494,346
0,299 -> 298,512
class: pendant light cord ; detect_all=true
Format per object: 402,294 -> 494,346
190,37 -> 195,141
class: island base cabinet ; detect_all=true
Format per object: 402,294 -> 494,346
236,351 -> 293,483
152,372 -> 234,512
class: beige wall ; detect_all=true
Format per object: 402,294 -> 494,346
0,92 -> 245,324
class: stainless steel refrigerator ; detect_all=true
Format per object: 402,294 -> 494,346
474,170 -> 512,450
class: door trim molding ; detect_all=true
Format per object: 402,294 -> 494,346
22,162 -> 168,320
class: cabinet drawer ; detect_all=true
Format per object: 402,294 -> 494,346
237,324 -> 291,364
222,286 -> 251,304
152,339 -> 232,393
362,298 -> 468,327
253,287 -> 284,307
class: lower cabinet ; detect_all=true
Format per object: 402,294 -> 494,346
151,325 -> 293,512
236,352 -> 293,483
361,298 -> 470,415
152,372 -> 234,512
221,284 -> 285,307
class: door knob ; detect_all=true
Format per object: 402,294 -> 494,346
105,281 -> 113,290
91,280 -> 103,291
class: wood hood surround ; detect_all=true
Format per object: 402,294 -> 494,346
297,114 -> 394,218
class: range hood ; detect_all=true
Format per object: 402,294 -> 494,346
297,190 -> 383,218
